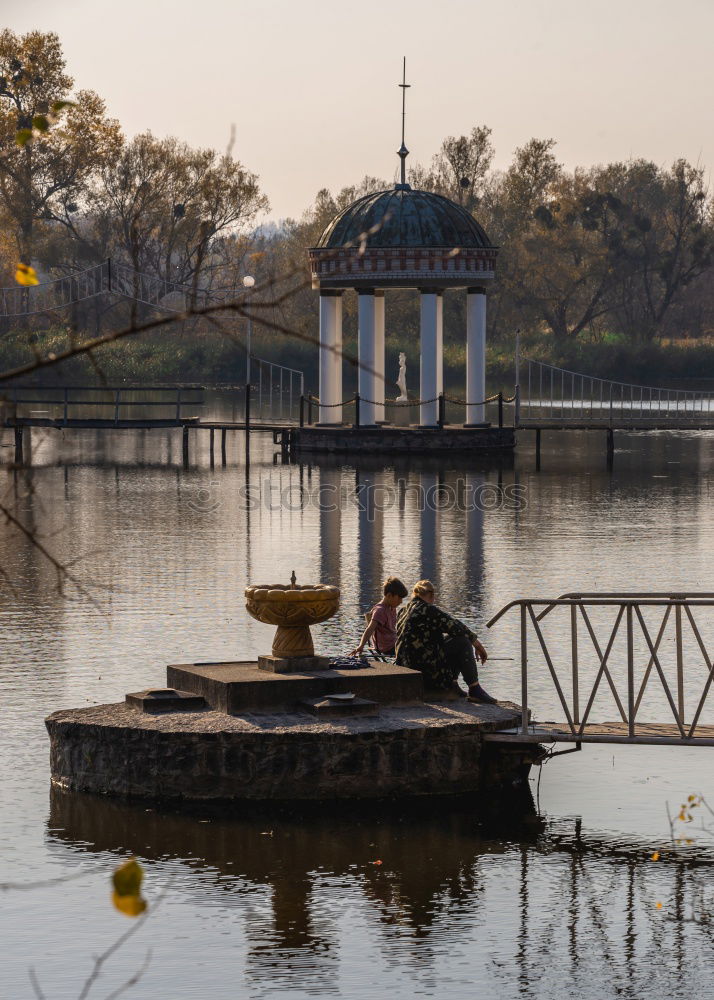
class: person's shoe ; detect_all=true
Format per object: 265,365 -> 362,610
468,683 -> 498,705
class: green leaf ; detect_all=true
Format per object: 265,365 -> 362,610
32,115 -> 49,133
15,128 -> 33,147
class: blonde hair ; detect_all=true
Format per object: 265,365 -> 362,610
412,579 -> 435,599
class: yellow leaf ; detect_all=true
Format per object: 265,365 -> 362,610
112,857 -> 143,896
15,263 -> 39,286
651,851 -> 660,861
112,891 -> 147,918
655,902 -> 663,910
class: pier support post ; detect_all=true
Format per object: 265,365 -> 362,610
14,425 -> 23,465
535,427 -> 541,470
182,425 -> 189,468
209,427 -> 215,468
606,427 -> 614,468
221,428 -> 227,466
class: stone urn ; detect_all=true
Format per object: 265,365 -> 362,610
245,573 -> 340,659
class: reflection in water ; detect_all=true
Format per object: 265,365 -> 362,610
47,788 -> 714,998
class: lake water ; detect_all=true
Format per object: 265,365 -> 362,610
2,421 -> 714,999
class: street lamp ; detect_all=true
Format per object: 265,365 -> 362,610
242,274 -> 255,385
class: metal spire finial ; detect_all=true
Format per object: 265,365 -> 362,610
397,57 -> 411,189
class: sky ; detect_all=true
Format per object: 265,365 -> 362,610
5,0 -> 713,223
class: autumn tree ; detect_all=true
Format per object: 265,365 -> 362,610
594,159 -> 713,341
89,132 -> 269,288
0,30 -> 121,266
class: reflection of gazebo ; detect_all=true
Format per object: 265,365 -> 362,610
308,93 -> 499,429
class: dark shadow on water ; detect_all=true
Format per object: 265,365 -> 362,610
45,786 -> 714,996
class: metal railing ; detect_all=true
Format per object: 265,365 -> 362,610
0,261 -> 305,420
253,358 -> 304,423
487,592 -> 714,743
0,261 -> 109,317
519,359 -> 714,424
0,384 -> 204,425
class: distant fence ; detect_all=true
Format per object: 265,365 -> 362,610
0,261 -> 305,421
519,359 -> 714,423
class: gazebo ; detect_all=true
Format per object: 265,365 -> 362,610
308,123 -> 499,429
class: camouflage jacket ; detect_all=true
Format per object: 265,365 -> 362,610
394,597 -> 476,688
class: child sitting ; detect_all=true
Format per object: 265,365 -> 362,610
350,577 -> 408,658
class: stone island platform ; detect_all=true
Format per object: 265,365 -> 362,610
46,658 -> 541,806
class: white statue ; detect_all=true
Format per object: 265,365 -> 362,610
396,352 -> 408,401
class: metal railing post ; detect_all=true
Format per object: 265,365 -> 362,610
676,602 -> 684,725
498,391 -> 503,428
175,387 -> 182,422
299,395 -> 305,428
63,387 -> 68,427
627,602 -> 635,737
354,393 -> 360,427
520,602 -> 529,734
514,384 -> 520,427
438,393 -> 445,429
571,602 -> 580,725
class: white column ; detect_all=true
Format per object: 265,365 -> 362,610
319,291 -> 343,424
466,287 -> 487,425
358,289 -> 377,426
436,292 -> 444,397
374,291 -> 385,422
419,290 -> 439,426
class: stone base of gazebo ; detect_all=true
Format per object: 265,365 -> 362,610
291,425 -> 515,454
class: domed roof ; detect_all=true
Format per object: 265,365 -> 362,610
316,187 -> 495,250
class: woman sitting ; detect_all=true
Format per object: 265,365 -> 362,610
395,580 -> 497,704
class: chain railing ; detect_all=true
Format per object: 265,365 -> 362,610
300,391 -> 515,428
487,592 -> 714,744
520,358 -> 714,424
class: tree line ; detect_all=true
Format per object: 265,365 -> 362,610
1,30 -> 712,383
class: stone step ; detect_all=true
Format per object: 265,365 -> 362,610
125,688 -> 206,714
298,696 -> 379,718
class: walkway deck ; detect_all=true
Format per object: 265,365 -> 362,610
484,722 -> 714,747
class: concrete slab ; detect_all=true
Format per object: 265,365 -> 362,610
166,660 -> 423,714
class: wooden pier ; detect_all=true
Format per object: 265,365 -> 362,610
1,384 -> 295,466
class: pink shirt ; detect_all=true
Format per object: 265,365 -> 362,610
370,602 -> 397,652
